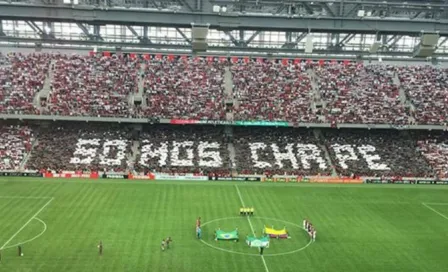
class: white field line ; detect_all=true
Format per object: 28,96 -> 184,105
422,202 -> 448,221
0,197 -> 54,250
235,185 -> 270,272
423,202 -> 448,206
2,217 -> 47,250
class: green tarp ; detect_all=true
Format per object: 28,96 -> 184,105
246,235 -> 270,248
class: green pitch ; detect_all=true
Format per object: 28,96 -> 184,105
0,178 -> 447,272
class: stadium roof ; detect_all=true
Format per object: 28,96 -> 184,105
1,0 -> 448,59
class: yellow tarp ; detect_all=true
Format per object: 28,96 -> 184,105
264,226 -> 287,235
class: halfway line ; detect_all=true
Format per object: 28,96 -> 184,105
0,197 -> 54,250
235,185 -> 270,272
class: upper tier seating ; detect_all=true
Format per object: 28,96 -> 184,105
0,53 -> 50,115
315,64 -> 408,124
47,54 -> 139,117
397,65 -> 448,125
231,61 -> 317,123
143,57 -> 226,120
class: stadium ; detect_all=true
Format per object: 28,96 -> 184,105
0,0 -> 448,271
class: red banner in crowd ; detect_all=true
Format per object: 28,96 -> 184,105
170,119 -> 199,124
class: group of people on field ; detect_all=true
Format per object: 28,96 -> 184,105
303,219 -> 316,241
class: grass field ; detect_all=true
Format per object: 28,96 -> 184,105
0,178 -> 447,272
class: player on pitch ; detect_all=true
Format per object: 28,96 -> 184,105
161,239 -> 166,251
166,237 -> 173,249
196,226 -> 202,239
98,241 -> 103,256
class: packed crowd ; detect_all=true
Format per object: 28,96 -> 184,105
0,53 -> 51,115
143,58 -> 226,120
47,54 -> 139,117
26,124 -> 132,172
233,127 -> 331,176
315,63 -> 408,124
231,61 -> 317,123
397,65 -> 448,125
135,125 -> 231,175
323,129 -> 434,177
414,131 -> 448,178
0,123 -> 447,178
2,52 -> 448,126
0,125 -> 33,170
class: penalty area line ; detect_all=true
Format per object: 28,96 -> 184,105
422,202 -> 448,221
235,185 -> 270,272
0,197 -> 54,250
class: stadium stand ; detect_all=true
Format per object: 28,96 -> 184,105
143,57 -> 226,120
397,65 -> 448,125
231,61 -> 317,123
315,63 -> 408,124
0,122 -> 444,179
413,131 -> 448,178
233,127 -> 330,176
2,52 -> 448,127
323,129 -> 434,177
135,125 -> 231,175
26,124 -> 132,172
47,54 -> 139,117
0,125 -> 33,170
0,52 -> 50,115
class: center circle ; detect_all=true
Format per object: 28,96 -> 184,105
200,216 -> 313,257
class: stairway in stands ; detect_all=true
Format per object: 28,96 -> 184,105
129,64 -> 147,109
313,129 -> 337,176
127,140 -> 140,173
307,69 -> 327,123
393,72 -> 416,124
34,60 -> 55,111
19,138 -> 38,171
224,67 -> 235,121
